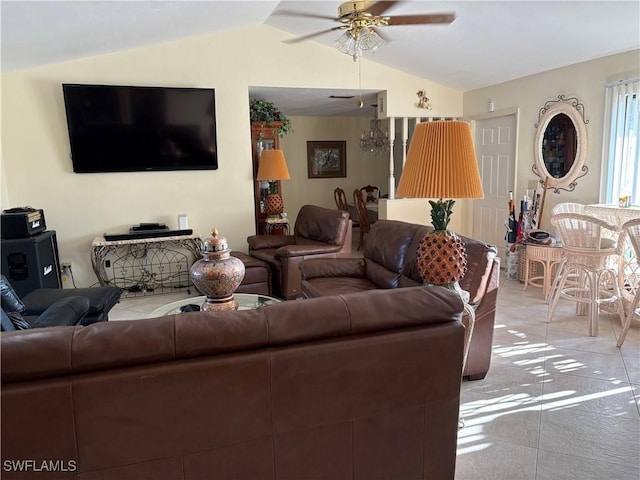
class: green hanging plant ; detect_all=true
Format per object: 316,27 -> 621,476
249,98 -> 293,138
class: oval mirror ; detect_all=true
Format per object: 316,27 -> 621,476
533,96 -> 588,193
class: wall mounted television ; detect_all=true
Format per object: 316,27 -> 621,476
62,84 -> 218,173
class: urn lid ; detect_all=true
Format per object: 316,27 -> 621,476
202,228 -> 229,253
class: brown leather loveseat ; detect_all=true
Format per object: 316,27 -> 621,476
2,287 -> 464,480
248,204 -> 352,299
300,219 -> 500,380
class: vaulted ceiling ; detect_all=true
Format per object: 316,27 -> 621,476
3,1 -> 639,115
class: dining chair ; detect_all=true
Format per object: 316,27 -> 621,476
353,189 -> 371,250
617,218 -> 640,347
335,187 -> 358,228
548,212 -> 625,337
334,187 -> 348,212
359,185 -> 379,203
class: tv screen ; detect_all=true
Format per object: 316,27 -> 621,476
62,84 -> 218,173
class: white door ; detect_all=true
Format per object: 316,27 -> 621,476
472,114 -> 517,265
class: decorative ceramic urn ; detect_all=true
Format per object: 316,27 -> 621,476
189,228 -> 245,311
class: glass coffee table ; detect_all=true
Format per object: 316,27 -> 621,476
147,293 -> 281,318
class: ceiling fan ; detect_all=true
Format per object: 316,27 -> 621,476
281,1 -> 456,60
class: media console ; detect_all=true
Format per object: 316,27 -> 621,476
91,233 -> 202,296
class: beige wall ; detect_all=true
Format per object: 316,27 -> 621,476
0,24 -> 461,287
464,50 -> 640,230
280,115 -> 390,216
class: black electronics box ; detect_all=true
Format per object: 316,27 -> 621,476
1,207 -> 47,239
130,223 -> 168,232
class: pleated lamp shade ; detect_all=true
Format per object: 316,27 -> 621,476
396,121 -> 484,290
257,149 -> 290,217
257,149 -> 290,181
396,121 -> 484,200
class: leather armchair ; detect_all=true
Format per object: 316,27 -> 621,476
0,274 -> 120,330
248,205 -> 352,299
1,275 -> 90,331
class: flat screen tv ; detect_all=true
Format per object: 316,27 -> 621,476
62,84 -> 218,173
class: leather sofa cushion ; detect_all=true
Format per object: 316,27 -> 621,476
31,296 -> 90,328
294,205 -> 349,245
362,220 -> 420,287
22,286 -> 121,316
302,277 -> 378,298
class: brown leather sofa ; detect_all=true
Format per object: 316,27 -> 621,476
2,287 -> 464,480
300,219 -> 500,380
247,204 -> 352,300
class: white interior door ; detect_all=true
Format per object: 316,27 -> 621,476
472,114 -> 517,265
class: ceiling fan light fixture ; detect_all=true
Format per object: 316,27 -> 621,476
357,27 -> 385,53
334,27 -> 385,60
334,30 -> 362,59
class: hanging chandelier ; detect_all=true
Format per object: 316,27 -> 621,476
360,107 -> 390,156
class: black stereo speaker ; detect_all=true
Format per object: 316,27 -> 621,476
1,230 -> 62,297
1,207 -> 47,238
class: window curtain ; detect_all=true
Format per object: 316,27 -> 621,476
601,78 -> 640,205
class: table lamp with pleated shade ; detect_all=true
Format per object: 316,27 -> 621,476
257,149 -> 291,216
396,121 -> 484,290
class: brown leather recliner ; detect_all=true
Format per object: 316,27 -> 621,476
248,205 -> 352,300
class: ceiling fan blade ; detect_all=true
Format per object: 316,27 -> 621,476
364,1 -> 400,17
274,9 -> 337,21
387,13 -> 456,26
284,26 -> 346,44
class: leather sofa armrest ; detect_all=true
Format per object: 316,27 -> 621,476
300,258 -> 367,279
247,235 -> 295,250
275,244 -> 342,258
32,296 -> 90,328
1,275 -> 26,313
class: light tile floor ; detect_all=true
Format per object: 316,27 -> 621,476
456,275 -> 639,480
109,261 -> 640,480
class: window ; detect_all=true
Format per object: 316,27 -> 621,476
601,78 -> 640,205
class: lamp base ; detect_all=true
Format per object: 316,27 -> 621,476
265,194 -> 284,216
416,230 -> 467,285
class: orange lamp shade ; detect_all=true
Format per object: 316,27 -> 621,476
397,121 -> 484,200
257,149 -> 290,181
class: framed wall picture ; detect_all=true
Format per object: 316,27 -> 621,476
307,141 -> 346,178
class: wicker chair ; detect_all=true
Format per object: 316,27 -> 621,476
617,218 -> 640,347
552,202 -> 585,214
548,213 -> 625,337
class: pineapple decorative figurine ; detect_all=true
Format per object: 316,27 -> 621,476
189,228 -> 245,311
417,199 -> 467,291
265,193 -> 284,216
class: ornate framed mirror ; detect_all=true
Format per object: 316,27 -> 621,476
533,95 -> 588,193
